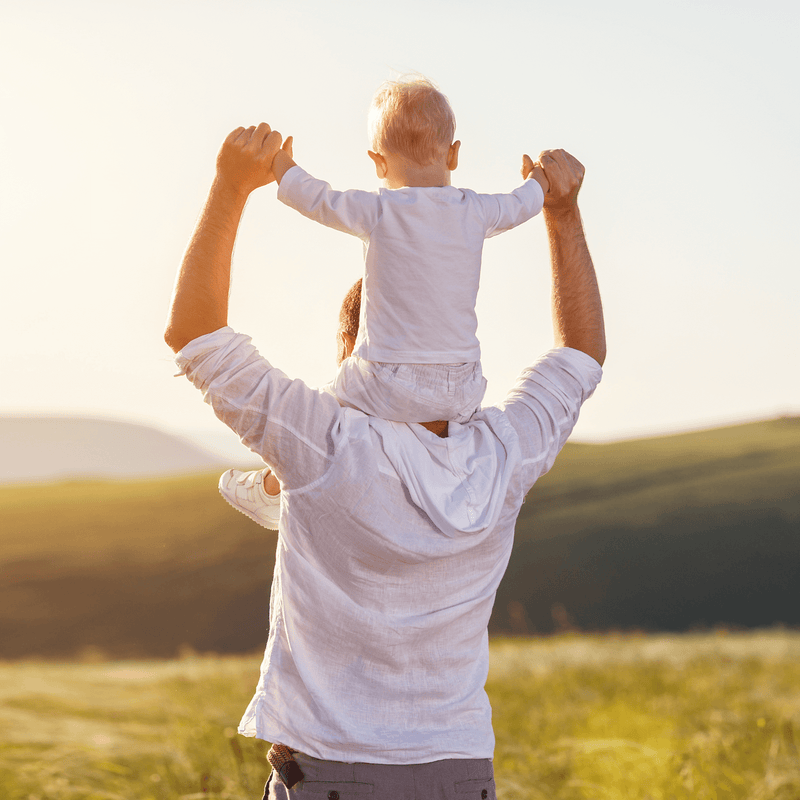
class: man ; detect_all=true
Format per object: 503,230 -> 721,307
165,124 -> 605,800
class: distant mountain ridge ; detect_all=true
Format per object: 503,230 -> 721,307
0,416 -> 243,483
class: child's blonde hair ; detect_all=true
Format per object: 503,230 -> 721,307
368,75 -> 456,166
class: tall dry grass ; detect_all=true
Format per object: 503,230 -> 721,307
2,631 -> 799,799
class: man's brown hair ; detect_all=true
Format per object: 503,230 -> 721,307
339,278 -> 362,339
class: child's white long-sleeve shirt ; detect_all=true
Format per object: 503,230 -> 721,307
277,166 -> 544,364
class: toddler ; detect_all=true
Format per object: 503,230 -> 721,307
220,77 -> 550,524
270,75 -> 549,424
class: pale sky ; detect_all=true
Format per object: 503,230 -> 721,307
2,0 -> 798,462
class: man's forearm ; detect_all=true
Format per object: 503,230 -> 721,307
164,177 -> 247,353
545,205 -> 606,366
165,124 -> 289,354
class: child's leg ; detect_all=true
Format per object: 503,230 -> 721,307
219,468 -> 281,529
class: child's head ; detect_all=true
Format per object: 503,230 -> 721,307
368,75 -> 456,167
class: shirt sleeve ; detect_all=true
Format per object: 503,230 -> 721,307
277,166 -> 382,239
174,327 -> 341,491
479,178 -> 545,238
498,347 -> 602,486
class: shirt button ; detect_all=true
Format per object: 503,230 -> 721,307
328,792 -> 340,800
481,791 -> 488,799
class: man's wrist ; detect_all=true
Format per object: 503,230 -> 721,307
212,173 -> 253,206
543,202 -> 581,223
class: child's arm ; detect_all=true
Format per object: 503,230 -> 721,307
273,147 -> 297,185
480,155 -> 549,238
269,133 -> 381,238
277,162 -> 382,239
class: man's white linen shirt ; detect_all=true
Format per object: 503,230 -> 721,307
175,328 -> 601,764
277,167 -> 544,364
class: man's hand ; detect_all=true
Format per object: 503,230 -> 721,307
538,149 -> 606,366
165,125 -> 293,353
216,123 -> 294,199
521,154 -> 550,195
537,149 -> 584,212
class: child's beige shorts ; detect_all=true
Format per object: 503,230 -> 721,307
325,356 -> 486,424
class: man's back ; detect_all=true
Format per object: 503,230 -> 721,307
177,327 -> 601,763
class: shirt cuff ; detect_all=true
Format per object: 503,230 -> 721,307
536,346 -> 603,400
173,326 -> 238,376
558,345 -> 604,374
276,165 -> 306,204
523,177 -> 545,213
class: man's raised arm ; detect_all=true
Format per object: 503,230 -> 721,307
539,150 -> 606,367
164,124 -> 292,353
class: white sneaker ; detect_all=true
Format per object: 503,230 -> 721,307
218,468 -> 281,530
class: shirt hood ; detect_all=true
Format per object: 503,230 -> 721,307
373,409 -> 521,537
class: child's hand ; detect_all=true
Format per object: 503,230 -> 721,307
522,153 -> 550,196
272,142 -> 297,185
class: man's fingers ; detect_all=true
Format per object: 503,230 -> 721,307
225,123 -> 288,153
539,150 -> 561,168
283,135 -> 294,158
243,123 -> 271,150
226,126 -> 246,144
255,122 -> 273,145
264,129 -> 282,154
540,149 -> 584,176
232,123 -> 285,160
232,125 -> 254,148
537,149 -> 585,208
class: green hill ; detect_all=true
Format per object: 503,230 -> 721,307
496,416 -> 800,634
0,473 -> 275,659
1,418 -> 798,659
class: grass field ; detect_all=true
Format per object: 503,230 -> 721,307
2,631 -> 800,800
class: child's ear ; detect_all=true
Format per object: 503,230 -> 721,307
447,140 -> 461,171
368,150 -> 388,178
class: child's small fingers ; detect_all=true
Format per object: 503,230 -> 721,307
521,153 -> 534,177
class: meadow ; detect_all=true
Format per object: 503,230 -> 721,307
2,631 -> 800,800
2,419 -> 798,797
